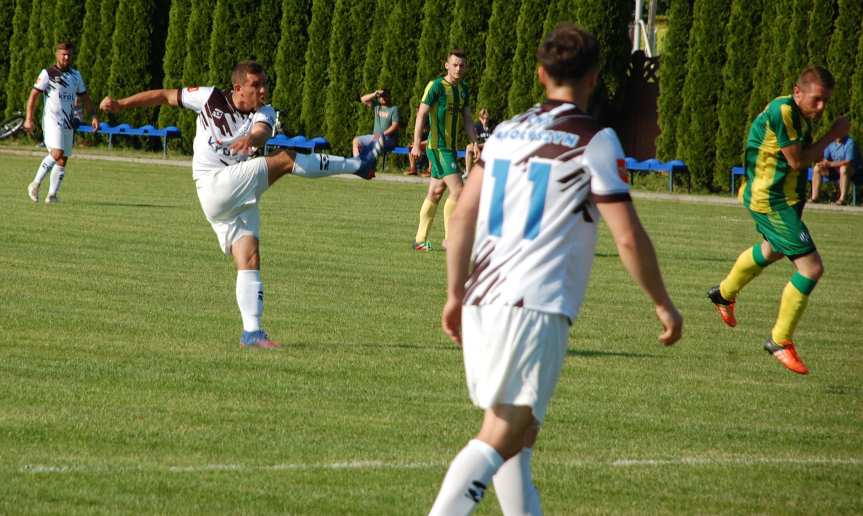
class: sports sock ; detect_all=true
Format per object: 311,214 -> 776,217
493,447 -> 542,516
719,243 -> 769,301
292,153 -> 360,177
771,272 -> 817,343
443,196 -> 457,241
33,155 -> 56,185
429,439 -> 505,516
48,165 -> 65,196
415,198 -> 438,243
236,269 -> 264,332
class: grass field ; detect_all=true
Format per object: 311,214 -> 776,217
1,152 -> 862,515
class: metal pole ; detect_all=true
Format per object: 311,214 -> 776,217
647,0 -> 658,55
632,0 -> 644,53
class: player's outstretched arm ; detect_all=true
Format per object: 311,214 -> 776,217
597,200 -> 683,346
100,89 -> 180,114
442,166 -> 484,345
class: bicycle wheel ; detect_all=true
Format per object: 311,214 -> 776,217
0,114 -> 24,139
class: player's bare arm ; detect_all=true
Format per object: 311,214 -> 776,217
442,165 -> 484,345
597,200 -> 683,346
359,90 -> 383,107
79,92 -> 100,131
99,88 -> 181,114
228,121 -> 271,156
462,106 -> 480,159
781,115 -> 849,170
23,88 -> 41,134
412,103 -> 431,158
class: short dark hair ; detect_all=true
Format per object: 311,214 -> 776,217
232,60 -> 265,86
536,23 -> 600,85
797,65 -> 835,90
448,49 -> 467,60
56,41 -> 74,52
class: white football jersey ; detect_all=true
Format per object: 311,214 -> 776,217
179,86 -> 276,179
465,100 -> 630,320
33,66 -> 87,130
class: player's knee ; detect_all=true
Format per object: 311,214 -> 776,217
266,151 -> 294,175
50,149 -> 65,162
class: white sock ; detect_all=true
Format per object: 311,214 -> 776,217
236,269 -> 263,332
48,165 -> 65,195
429,439 -> 505,516
33,155 -> 56,185
292,153 -> 360,177
493,447 -> 542,516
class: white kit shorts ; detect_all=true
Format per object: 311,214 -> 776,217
43,122 -> 74,156
194,157 -> 270,255
461,304 -> 570,424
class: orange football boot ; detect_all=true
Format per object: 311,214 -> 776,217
763,337 -> 809,375
707,285 -> 737,327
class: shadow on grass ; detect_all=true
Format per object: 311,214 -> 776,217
568,349 -> 658,359
84,201 -> 181,209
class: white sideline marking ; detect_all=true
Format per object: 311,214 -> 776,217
18,457 -> 863,474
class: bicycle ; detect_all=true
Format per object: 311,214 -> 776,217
0,111 -> 25,139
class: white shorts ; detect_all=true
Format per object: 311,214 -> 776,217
194,157 -> 270,255
461,305 -> 570,424
43,123 -> 74,156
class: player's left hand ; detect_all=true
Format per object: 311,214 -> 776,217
442,297 -> 463,346
91,117 -> 100,132
229,135 -> 256,156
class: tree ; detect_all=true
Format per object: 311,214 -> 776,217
675,0 -> 731,190
76,0 -> 103,90
271,0 -> 311,135
252,0 -> 282,83
24,0 -> 50,88
807,0 -> 836,66
177,0 -> 216,150
824,0 -> 862,123
157,0 -> 190,131
507,0 -> 548,117
477,0 -> 522,123
52,0 -> 84,43
447,0 -> 492,109
531,0 -> 568,102
300,0 -> 335,137
576,0 -> 632,102
88,0 -> 119,104
746,0 -> 787,125
208,0 -> 257,87
408,0 -> 453,139
714,0 -> 762,190
849,30 -> 863,147
782,0 -> 812,92
655,0 -> 692,161
323,0 -> 377,154
0,0 -> 20,115
106,0 -> 160,127
375,0 -> 424,142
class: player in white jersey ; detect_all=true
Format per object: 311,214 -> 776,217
25,41 -> 100,204
100,61 -> 381,348
429,25 -> 683,515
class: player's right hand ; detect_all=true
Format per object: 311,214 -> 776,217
410,144 -> 422,159
442,297 -> 463,347
655,303 -> 683,346
23,119 -> 34,135
99,96 -> 120,114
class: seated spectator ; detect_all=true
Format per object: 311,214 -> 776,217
353,88 -> 400,157
811,135 -> 861,205
465,108 -> 495,175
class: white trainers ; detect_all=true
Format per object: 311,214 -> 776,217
45,194 -> 59,204
27,182 -> 39,203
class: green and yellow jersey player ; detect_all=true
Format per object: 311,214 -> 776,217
410,49 -> 478,252
709,65 -> 850,374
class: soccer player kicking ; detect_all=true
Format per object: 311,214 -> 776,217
430,25 -> 682,515
100,61 -> 381,348
25,41 -> 100,204
411,49 -> 479,252
708,65 -> 849,375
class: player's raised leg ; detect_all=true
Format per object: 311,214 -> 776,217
264,139 -> 383,184
708,240 -> 780,327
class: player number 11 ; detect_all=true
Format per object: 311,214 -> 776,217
489,158 -> 551,240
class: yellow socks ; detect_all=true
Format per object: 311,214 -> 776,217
772,272 -> 817,342
415,198 -> 439,243
720,244 -> 769,301
443,197 -> 457,241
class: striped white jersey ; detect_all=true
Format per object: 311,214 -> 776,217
465,100 -> 631,320
179,86 -> 276,179
33,66 -> 87,130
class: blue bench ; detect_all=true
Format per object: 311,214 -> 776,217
625,157 -> 690,192
731,166 -> 857,204
77,122 -> 180,158
264,134 -> 330,153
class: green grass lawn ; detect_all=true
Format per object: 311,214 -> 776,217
1,153 -> 862,515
